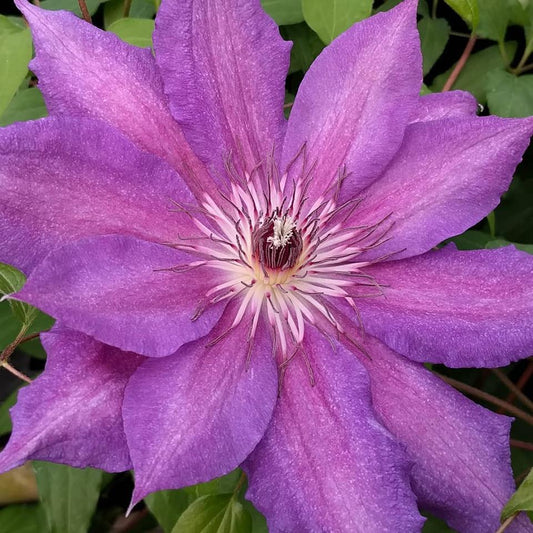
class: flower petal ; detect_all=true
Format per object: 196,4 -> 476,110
14,0 -> 214,199
0,116 -> 197,274
154,0 -> 290,179
0,327 -> 143,474
410,90 -> 478,123
243,326 -> 423,532
362,336 -> 527,533
353,115 -> 533,261
123,309 -> 277,506
356,245 -> 533,367
282,0 -> 421,205
17,235 -> 225,357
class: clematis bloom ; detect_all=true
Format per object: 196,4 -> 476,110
1,0 -> 533,531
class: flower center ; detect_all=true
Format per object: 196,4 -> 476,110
252,211 -> 303,272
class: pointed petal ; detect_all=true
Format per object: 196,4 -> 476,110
154,0 -> 290,179
17,235 -> 225,357
356,245 -> 533,367
282,0 -> 422,205
410,90 -> 478,123
243,326 -> 423,533
353,115 -> 533,261
0,117 -> 197,274
0,327 -> 143,473
362,336 -> 526,533
123,311 -> 277,505
14,0 -> 214,199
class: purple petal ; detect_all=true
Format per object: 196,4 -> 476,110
410,90 -> 478,123
17,235 -> 225,357
123,310 -> 277,506
0,327 -> 143,473
154,0 -> 290,180
15,0 -> 215,199
362,336 -> 527,533
0,116 -> 198,274
353,115 -> 533,261
282,0 -> 421,205
243,326 -> 422,532
356,245 -> 533,367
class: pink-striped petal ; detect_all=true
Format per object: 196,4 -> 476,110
15,0 -> 215,199
0,327 -> 144,473
355,245 -> 533,367
282,0 -> 422,206
123,311 -> 277,506
154,0 -> 290,181
361,336 -> 529,532
17,235 -> 225,357
243,326 -> 423,532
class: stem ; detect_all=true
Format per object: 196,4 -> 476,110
510,439 -> 533,452
77,0 -> 92,23
123,0 -> 133,17
232,471 -> 247,499
33,0 -> 40,5
491,368 -> 533,412
516,40 -> 533,73
442,34 -> 477,92
498,40 -> 510,68
495,513 -> 519,533
449,31 -> 472,38
506,360 -> 533,406
435,373 -> 533,426
0,324 -> 30,363
1,361 -> 32,384
432,0 -> 438,18
514,63 -> 533,75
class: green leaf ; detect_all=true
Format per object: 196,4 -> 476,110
501,469 -> 533,521
495,178 -> 533,243
0,263 -> 26,296
261,0 -> 304,25
40,0 -> 108,16
281,23 -> 325,74
104,0 -> 156,28
0,263 -> 35,325
302,0 -> 373,44
444,0 -> 479,29
107,18 -> 155,48
33,462 -> 103,533
418,17 -> 450,75
0,88 -> 47,127
0,17 -> 32,117
486,70 -> 533,117
421,512 -> 455,532
0,504 -> 47,533
485,239 -> 533,254
476,0 -> 511,42
0,386 -> 22,435
145,490 -> 190,533
432,42 -> 517,103
171,495 -> 252,533
451,229 -> 493,250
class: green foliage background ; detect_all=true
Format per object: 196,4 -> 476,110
0,0 -> 532,531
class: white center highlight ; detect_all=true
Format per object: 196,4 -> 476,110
267,215 -> 296,248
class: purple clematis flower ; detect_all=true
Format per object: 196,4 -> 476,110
1,0 -> 533,530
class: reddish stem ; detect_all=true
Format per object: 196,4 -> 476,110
77,0 -> 92,23
510,439 -> 533,452
506,360 -> 533,406
442,35 -> 477,92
